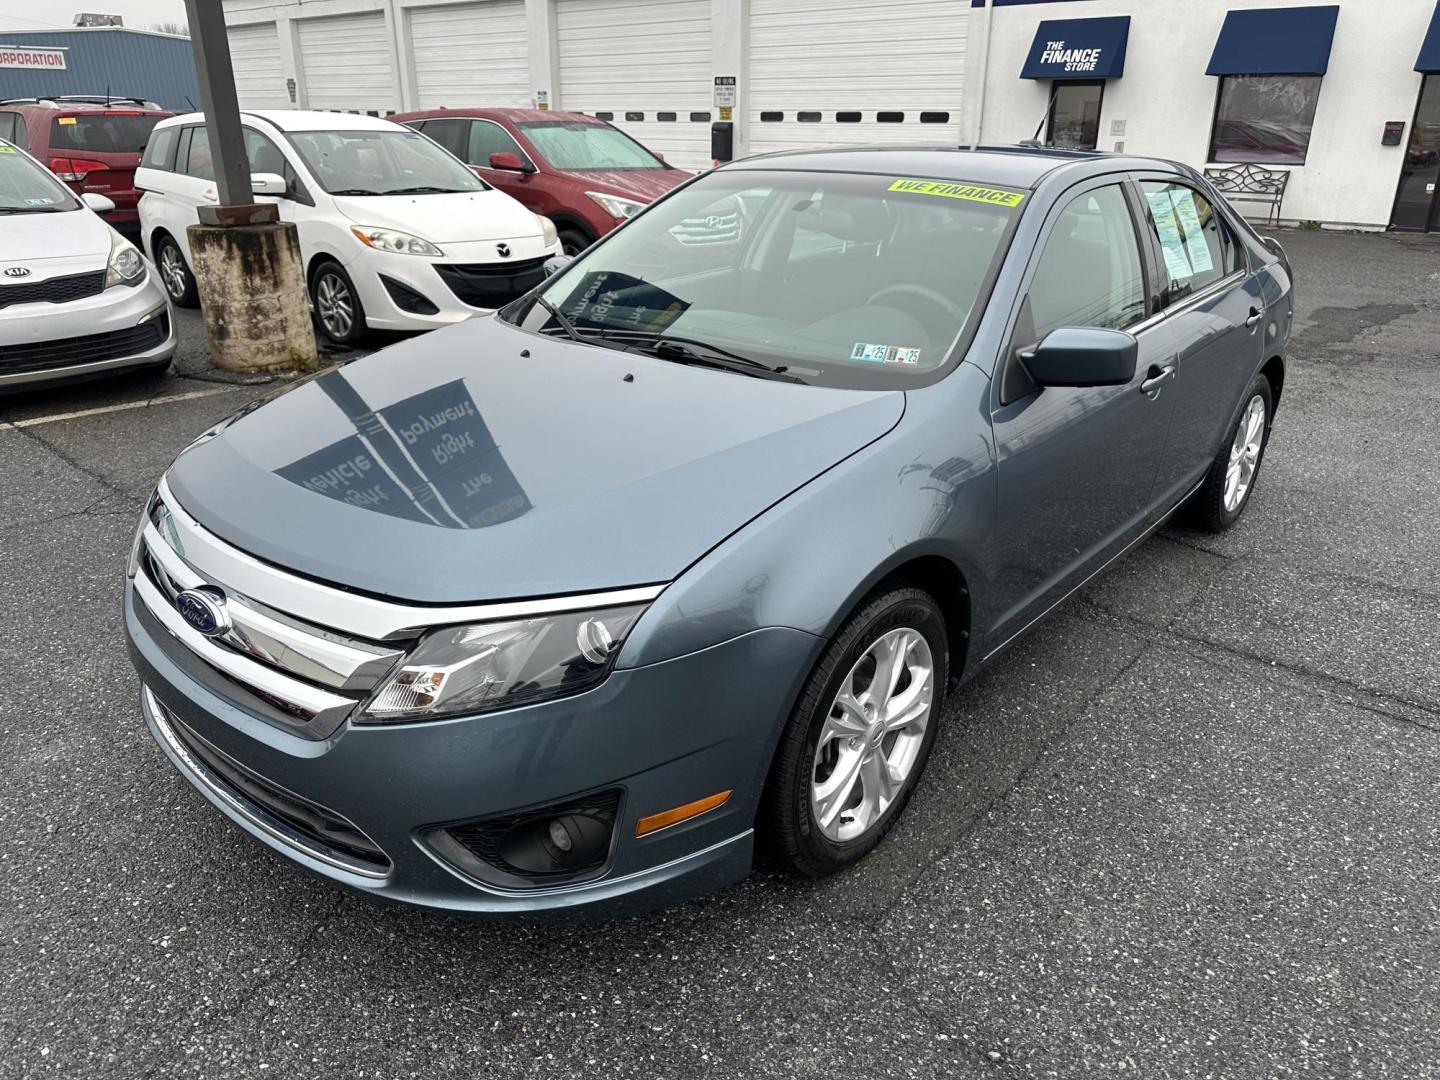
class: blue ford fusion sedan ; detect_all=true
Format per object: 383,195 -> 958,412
124,146 -> 1292,915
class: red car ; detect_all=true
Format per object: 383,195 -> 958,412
393,108 -> 690,255
0,97 -> 172,232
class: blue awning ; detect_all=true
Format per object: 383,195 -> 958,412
1418,2 -> 1440,72
1020,16 -> 1130,80
1207,5 -> 1340,76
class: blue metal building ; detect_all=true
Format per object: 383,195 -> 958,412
0,28 -> 199,110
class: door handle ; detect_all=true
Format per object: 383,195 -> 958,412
202,188 -> 217,202
1245,306 -> 1263,328
1140,364 -> 1175,396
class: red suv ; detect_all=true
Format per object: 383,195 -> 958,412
393,108 -> 690,255
0,98 -> 172,232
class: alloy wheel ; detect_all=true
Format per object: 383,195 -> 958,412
159,245 -> 187,300
315,272 -> 354,340
1224,394 -> 1266,512
810,627 -> 935,843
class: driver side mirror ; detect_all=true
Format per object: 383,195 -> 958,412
251,172 -> 288,197
80,192 -> 115,213
1020,327 -> 1138,388
489,152 -> 534,173
543,254 -> 573,277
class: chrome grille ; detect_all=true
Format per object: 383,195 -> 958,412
129,478 -> 668,739
668,211 -> 742,246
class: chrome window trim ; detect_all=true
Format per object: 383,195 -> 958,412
143,687 -> 389,881
133,566 -> 358,730
155,476 -> 668,641
1154,268 -> 1247,319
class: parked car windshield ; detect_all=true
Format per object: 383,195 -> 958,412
509,169 -> 1024,389
0,144 -> 78,212
50,112 -> 165,154
518,121 -> 664,170
287,128 -> 487,195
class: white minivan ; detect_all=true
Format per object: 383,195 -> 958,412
135,111 -> 562,345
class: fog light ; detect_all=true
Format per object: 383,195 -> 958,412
497,812 -> 612,875
546,818 -> 574,853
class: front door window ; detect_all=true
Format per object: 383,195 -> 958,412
1392,75 -> 1440,232
1047,81 -> 1105,150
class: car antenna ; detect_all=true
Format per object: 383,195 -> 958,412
1029,84 -> 1060,145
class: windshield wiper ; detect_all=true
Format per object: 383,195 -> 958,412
328,188 -> 383,197
535,296 -> 585,343
0,206 -> 65,214
386,185 -> 468,195
641,336 -> 802,383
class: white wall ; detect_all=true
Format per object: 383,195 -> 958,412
976,0 -> 1434,228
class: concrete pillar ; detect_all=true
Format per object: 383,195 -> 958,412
711,0 -> 748,159
186,223 -> 318,373
525,0 -> 560,110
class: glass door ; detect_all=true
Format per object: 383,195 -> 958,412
1391,75 -> 1440,232
1046,81 -> 1105,150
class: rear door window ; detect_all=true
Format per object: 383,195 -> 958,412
415,118 -> 467,159
181,126 -> 214,180
50,113 -> 163,155
1139,181 -> 1237,303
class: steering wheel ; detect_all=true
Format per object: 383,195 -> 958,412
865,283 -> 969,325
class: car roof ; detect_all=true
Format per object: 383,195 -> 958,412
393,107 -> 604,126
157,110 -> 406,132
723,145 -> 1182,189
3,99 -> 169,115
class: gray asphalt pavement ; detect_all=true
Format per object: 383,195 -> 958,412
2,230 -> 1438,1078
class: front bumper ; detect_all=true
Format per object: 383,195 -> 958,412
0,271 -> 175,388
125,583 -> 817,916
347,236 -> 561,333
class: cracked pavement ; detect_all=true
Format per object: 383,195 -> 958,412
1,230 -> 1438,1078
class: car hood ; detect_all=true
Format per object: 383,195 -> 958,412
167,318 -> 904,603
563,168 -> 691,204
332,188 -> 543,244
0,206 -> 108,267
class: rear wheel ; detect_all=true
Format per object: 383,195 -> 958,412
759,587 -> 947,877
154,234 -> 198,308
1192,374 -> 1273,532
309,260 -> 367,347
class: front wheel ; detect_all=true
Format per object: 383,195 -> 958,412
309,260 -> 367,347
1191,374 -> 1274,532
759,587 -> 947,877
558,227 -> 591,258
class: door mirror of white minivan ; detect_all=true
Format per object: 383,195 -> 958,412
81,192 -> 116,213
251,172 -> 288,196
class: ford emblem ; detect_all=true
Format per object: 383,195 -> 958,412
2,266 -> 31,278
175,588 -> 230,638
496,243 -> 511,258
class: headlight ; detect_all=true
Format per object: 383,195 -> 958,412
537,213 -> 558,247
350,226 -> 444,257
106,229 -> 145,288
585,192 -> 645,221
126,490 -> 160,578
358,603 -> 649,723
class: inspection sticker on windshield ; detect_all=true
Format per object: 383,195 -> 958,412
888,179 -> 1025,208
851,342 -> 921,366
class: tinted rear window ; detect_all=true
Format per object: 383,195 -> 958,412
50,114 -> 163,155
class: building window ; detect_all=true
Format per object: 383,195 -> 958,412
1209,75 -> 1321,165
1046,81 -> 1104,150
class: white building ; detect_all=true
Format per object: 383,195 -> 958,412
222,0 -> 1440,230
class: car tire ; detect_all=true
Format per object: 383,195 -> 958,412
558,228 -> 591,258
758,586 -> 948,878
1192,373 -> 1274,533
309,260 -> 368,348
154,234 -> 199,309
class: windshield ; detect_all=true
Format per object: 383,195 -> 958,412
507,169 -> 1024,389
518,121 -> 664,171
50,113 -> 164,155
0,144 -> 78,212
288,128 -> 487,195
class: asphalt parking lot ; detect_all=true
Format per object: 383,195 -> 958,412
2,228 -> 1438,1078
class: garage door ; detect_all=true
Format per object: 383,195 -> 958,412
297,12 -> 396,113
555,0 -> 711,171
748,0 -> 969,155
229,22 -> 290,110
409,1 -> 530,109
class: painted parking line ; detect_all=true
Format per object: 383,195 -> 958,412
1,386 -> 247,431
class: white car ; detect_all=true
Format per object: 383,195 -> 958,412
135,111 -> 562,346
0,138 -> 174,390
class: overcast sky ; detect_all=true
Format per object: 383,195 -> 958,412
0,0 -> 189,33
